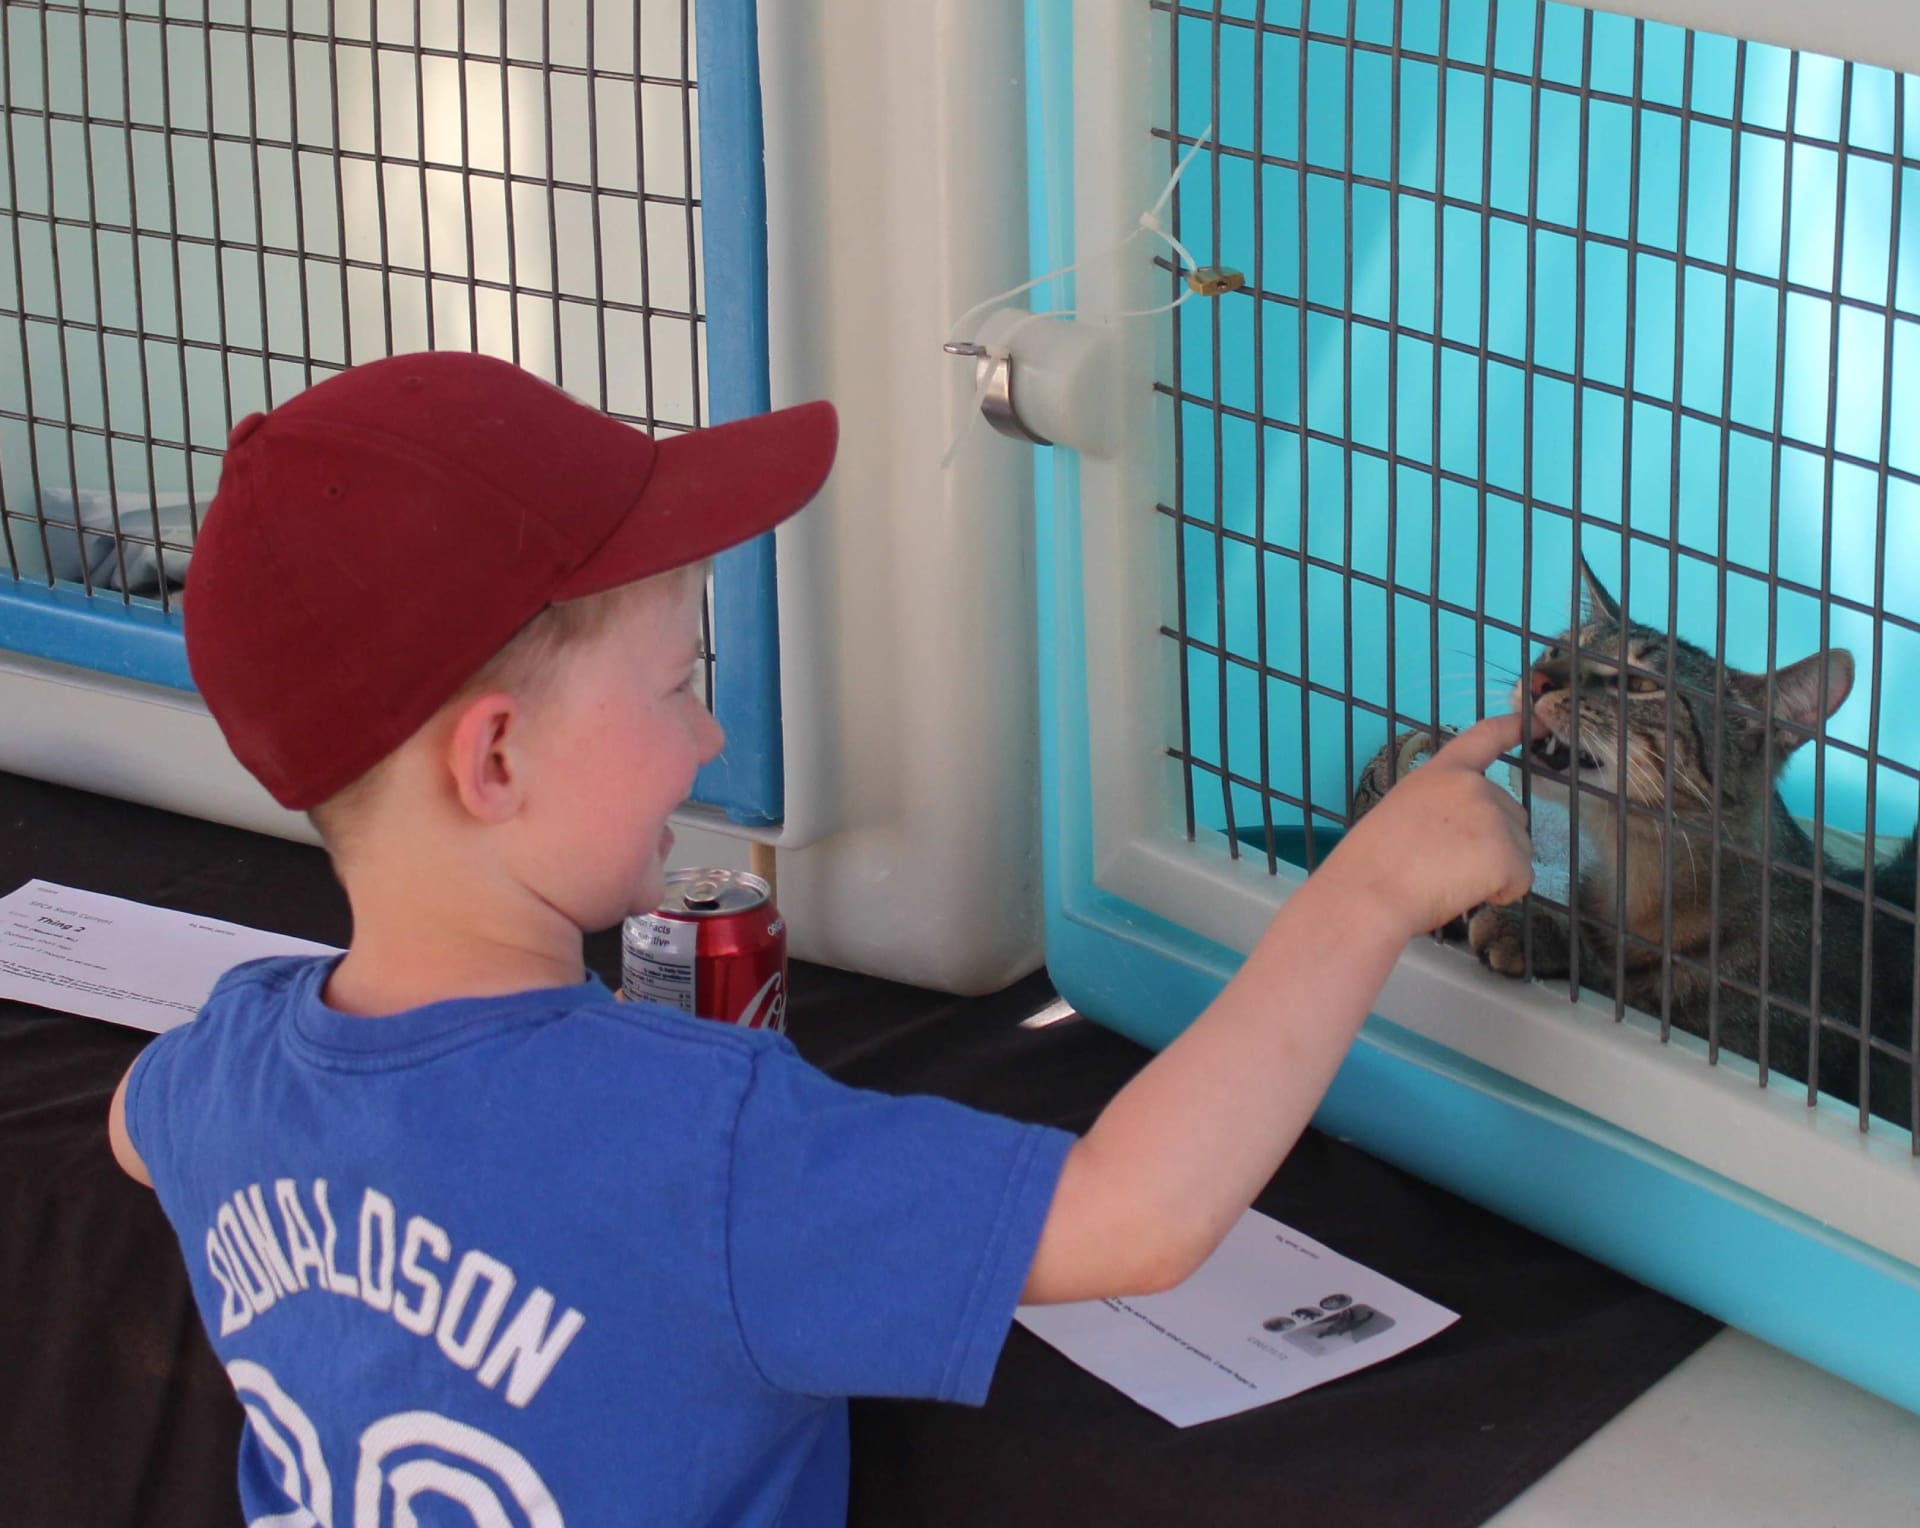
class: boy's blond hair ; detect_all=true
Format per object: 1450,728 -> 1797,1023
308,566 -> 705,851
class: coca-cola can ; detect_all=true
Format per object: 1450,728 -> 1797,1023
621,868 -> 788,1031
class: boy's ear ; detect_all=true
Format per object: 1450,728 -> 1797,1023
445,691 -> 525,823
1577,551 -> 1621,622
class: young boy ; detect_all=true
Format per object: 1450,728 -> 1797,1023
108,351 -> 1534,1525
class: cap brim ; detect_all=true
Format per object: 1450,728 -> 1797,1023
555,399 -> 838,600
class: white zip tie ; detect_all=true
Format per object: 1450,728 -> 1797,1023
942,124 -> 1218,467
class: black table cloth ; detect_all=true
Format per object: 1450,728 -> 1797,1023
0,769 -> 1718,1526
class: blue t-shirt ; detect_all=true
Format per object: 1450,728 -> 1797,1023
124,955 -> 1073,1526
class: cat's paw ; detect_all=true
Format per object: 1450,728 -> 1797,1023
1468,904 -> 1529,978
1432,913 -> 1470,944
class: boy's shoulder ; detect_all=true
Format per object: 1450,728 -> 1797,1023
208,952 -> 318,1003
131,961 -> 805,1166
192,953 -> 794,1069
156,955 -> 799,1115
583,990 -> 802,1059
159,953 -> 324,1044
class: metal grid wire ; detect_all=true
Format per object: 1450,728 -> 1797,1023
1156,0 -> 1920,1143
1,0 -> 715,698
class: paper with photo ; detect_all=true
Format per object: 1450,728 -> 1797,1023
1016,1206 -> 1457,1427
0,880 -> 339,1034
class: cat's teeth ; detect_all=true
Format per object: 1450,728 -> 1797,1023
1530,736 -> 1573,773
1528,729 -> 1605,779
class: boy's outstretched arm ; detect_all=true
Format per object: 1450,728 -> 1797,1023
1022,715 -> 1535,1306
108,1068 -> 152,1187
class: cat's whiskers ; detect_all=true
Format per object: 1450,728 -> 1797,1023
1670,776 -> 1720,884
1630,753 -> 1681,821
1435,676 -> 1515,696
1436,669 -> 1522,700
1642,752 -> 1718,863
1625,748 -> 1667,805
1591,740 -> 1706,890
1449,647 -> 1521,682
1618,746 -> 1708,887
1657,789 -> 1706,887
1673,769 -> 1714,813
1587,731 -> 1651,806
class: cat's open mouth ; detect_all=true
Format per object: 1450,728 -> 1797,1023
1530,733 -> 1602,776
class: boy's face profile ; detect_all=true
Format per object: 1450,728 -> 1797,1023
509,569 -> 723,931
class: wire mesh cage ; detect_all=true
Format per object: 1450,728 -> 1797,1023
1031,0 -> 1920,1413
1151,0 -> 1920,1145
0,0 -> 768,811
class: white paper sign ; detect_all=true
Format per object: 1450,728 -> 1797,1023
1016,1207 -> 1458,1427
0,880 -> 340,1034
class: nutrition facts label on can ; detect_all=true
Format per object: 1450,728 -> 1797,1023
621,914 -> 697,1014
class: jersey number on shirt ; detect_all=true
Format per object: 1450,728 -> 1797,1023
229,1360 -> 563,1527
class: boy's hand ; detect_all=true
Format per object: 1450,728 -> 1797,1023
1325,714 -> 1536,941
1027,711 -> 1541,1305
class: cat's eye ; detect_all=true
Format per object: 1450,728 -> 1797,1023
1628,675 -> 1660,694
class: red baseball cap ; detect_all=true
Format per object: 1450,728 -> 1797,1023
185,351 -> 837,810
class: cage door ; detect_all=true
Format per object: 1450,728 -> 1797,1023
1035,0 -> 1920,1416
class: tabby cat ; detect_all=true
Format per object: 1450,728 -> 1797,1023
1465,561 -> 1917,1130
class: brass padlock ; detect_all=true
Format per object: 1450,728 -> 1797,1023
1186,265 -> 1246,297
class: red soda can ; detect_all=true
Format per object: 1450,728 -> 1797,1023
621,869 -> 788,1031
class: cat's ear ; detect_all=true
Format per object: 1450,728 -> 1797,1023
1577,552 -> 1621,622
1765,649 -> 1854,738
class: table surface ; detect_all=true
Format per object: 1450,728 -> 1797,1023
0,768 -> 1758,1526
